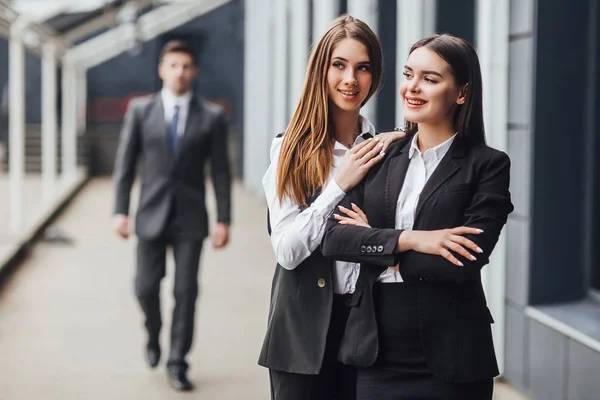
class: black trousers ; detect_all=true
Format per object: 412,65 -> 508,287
269,294 -> 356,400
135,223 -> 203,371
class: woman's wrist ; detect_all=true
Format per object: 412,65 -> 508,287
396,230 -> 414,253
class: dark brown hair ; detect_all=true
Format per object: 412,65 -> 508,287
159,40 -> 197,66
277,14 -> 383,206
405,34 -> 486,144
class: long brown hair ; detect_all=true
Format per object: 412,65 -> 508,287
403,34 -> 486,144
276,14 -> 383,206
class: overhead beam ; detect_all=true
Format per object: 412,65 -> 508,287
66,0 -> 231,70
60,0 -> 154,45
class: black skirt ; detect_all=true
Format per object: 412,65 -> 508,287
355,283 -> 493,400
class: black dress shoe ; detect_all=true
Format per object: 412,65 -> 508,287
167,368 -> 194,391
146,345 -> 161,368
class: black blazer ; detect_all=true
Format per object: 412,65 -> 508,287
113,93 -> 231,240
321,134 -> 514,383
258,131 -> 378,375
258,192 -> 334,375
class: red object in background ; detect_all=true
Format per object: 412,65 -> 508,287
89,93 -> 232,124
88,92 -> 152,124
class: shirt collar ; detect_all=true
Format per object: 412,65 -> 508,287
333,115 -> 376,151
408,132 -> 457,161
161,88 -> 193,108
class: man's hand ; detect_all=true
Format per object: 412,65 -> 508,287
114,214 -> 130,239
211,223 -> 229,249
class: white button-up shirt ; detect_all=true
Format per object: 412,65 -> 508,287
262,116 -> 376,295
161,88 -> 192,136
377,132 -> 456,283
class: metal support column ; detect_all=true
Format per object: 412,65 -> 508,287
289,0 -> 309,119
395,0 -> 436,126
8,24 -> 26,233
272,0 -> 289,133
312,0 -> 338,40
242,0 -> 274,194
347,0 -> 378,124
42,42 -> 57,203
61,61 -> 76,183
476,0 -> 510,375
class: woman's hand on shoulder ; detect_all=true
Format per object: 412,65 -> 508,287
374,127 -> 407,154
334,138 -> 384,192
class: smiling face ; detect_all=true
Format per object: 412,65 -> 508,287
327,38 -> 373,114
400,46 -> 467,127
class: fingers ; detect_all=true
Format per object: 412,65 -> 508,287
360,140 -> 385,163
439,248 -> 464,267
212,232 -> 227,249
374,136 -> 393,154
363,152 -> 385,169
337,205 -> 360,219
333,214 -> 356,225
450,234 -> 483,254
351,137 -> 373,152
353,139 -> 379,158
333,213 -> 370,227
115,221 -> 129,239
351,203 -> 368,222
450,226 -> 484,235
444,240 -> 477,261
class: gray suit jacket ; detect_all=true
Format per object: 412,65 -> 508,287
113,92 -> 231,240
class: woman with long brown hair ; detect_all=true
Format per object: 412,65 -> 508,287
258,14 -> 405,400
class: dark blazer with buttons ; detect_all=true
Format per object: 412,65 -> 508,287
321,133 -> 514,383
258,192 -> 334,375
113,93 -> 231,240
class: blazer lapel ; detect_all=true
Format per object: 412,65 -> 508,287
413,138 -> 466,223
384,140 -> 412,228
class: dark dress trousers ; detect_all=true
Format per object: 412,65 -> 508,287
321,134 -> 514,384
113,93 -> 231,370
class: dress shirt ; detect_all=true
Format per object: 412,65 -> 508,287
377,132 -> 457,283
262,116 -> 376,295
161,88 -> 193,136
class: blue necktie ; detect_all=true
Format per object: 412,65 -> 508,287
168,104 -> 180,155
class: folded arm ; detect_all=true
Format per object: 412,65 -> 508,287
398,151 -> 514,283
322,178 -> 402,267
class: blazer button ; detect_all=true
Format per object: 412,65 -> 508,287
366,246 -> 372,253
377,245 -> 384,252
361,245 -> 366,253
317,278 -> 326,288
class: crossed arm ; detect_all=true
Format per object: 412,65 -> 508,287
322,151 -> 514,283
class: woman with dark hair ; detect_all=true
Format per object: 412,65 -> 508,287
322,34 -> 514,399
258,15 -> 405,400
